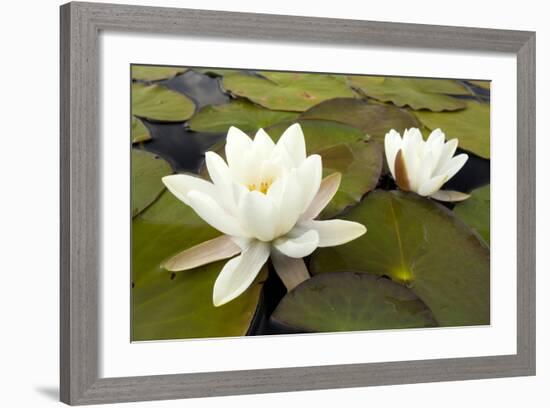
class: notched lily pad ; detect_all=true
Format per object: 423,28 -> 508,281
132,82 -> 195,122
454,184 -> 490,245
188,99 -> 299,133
132,116 -> 151,143
132,191 -> 265,340
310,190 -> 490,327
271,272 -> 437,332
415,100 -> 490,159
223,72 -> 356,112
300,98 -> 421,142
349,75 -> 469,111
131,65 -> 187,81
131,149 -> 172,217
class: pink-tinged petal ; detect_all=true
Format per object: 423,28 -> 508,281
212,241 -> 270,307
162,235 -> 241,272
301,219 -> 366,247
271,250 -> 310,291
299,172 -> 342,222
430,190 -> 471,202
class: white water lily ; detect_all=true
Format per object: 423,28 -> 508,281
384,128 -> 470,202
162,124 -> 367,306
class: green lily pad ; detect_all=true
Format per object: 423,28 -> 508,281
349,76 -> 468,111
131,116 -> 151,143
132,191 -> 266,341
131,65 -> 187,81
300,98 -> 421,142
265,119 -> 381,217
271,272 -> 437,332
132,82 -> 195,122
188,99 -> 300,133
131,149 -> 172,217
310,190 -> 490,327
454,185 -> 490,245
415,100 -> 490,158
222,72 -> 356,112
468,80 -> 491,90
317,141 -> 383,218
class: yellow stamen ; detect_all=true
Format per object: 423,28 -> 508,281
247,179 -> 272,194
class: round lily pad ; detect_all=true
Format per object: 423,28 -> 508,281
271,272 -> 437,332
132,82 -> 195,122
222,72 -> 356,112
310,190 -> 490,327
454,184 -> 490,245
131,65 -> 187,81
266,119 -> 381,217
132,191 -> 266,341
131,149 -> 172,217
131,116 -> 151,143
299,98 -> 420,142
349,75 -> 469,111
188,99 -> 299,133
415,100 -> 490,159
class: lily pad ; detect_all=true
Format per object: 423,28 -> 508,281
132,191 -> 266,341
310,190 -> 490,327
223,72 -> 356,112
131,65 -> 187,81
131,116 -> 151,143
132,82 -> 195,122
349,76 -> 468,111
316,141 -> 383,217
131,149 -> 172,217
271,272 -> 436,332
188,99 -> 300,133
299,98 -> 420,142
415,100 -> 490,158
266,119 -> 381,217
454,184 -> 490,245
468,80 -> 491,90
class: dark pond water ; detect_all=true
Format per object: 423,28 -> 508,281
136,70 -> 491,336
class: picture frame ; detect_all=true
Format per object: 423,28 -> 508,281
60,1 -> 536,405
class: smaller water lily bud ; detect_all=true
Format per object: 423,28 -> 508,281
384,128 -> 470,202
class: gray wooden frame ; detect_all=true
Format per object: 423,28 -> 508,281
60,1 -> 536,405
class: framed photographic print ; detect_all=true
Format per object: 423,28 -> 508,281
60,2 -> 536,405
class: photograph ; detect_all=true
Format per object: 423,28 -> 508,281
130,64 -> 491,342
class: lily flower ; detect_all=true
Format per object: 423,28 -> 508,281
384,128 -> 470,202
162,124 -> 367,306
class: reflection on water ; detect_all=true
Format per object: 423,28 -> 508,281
160,70 -> 230,109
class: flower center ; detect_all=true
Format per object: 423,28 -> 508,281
247,179 -> 272,194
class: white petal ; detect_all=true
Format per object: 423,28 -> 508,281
443,153 -> 469,180
300,172 -> 342,222
275,123 -> 306,166
212,241 -> 270,306
434,138 -> 458,175
302,219 -> 366,247
162,174 -> 216,205
270,249 -> 310,291
253,128 -> 276,159
384,129 -> 403,177
187,190 -> 247,237
225,126 -> 252,170
274,229 -> 319,258
297,154 -> 322,213
238,190 -> 277,241
205,152 -> 237,211
270,173 -> 304,236
417,174 -> 447,196
162,235 -> 241,272
430,190 -> 471,202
